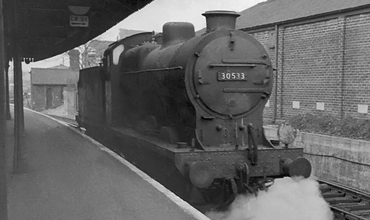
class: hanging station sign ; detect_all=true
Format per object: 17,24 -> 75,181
70,15 -> 89,27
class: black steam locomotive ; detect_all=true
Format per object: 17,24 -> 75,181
77,10 -> 311,204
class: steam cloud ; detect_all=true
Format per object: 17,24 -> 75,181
207,177 -> 333,220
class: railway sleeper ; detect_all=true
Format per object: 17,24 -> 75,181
336,203 -> 367,208
326,196 -> 362,204
344,215 -> 368,220
351,209 -> 370,217
323,191 -> 346,198
342,204 -> 370,212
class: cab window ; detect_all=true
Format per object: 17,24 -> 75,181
112,45 -> 124,65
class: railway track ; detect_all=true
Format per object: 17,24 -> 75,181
45,114 -> 370,219
319,179 -> 370,220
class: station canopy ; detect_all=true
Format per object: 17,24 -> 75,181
5,0 -> 153,61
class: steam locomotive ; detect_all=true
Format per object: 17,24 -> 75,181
77,10 -> 311,204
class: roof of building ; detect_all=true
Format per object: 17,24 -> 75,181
85,40 -> 114,58
236,0 -> 370,29
30,68 -> 78,85
118,29 -> 146,40
49,64 -> 70,70
4,0 -> 153,61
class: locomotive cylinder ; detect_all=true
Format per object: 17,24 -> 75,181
188,161 -> 215,189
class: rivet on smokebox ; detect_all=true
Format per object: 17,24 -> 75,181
227,99 -> 236,107
216,124 -> 223,131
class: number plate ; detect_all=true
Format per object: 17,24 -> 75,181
217,72 -> 247,81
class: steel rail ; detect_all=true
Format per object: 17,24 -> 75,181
319,178 -> 370,220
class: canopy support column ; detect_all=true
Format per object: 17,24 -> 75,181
12,0 -> 25,174
5,62 -> 10,120
0,0 -> 9,218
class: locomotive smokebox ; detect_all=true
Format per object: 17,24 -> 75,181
202,10 -> 240,33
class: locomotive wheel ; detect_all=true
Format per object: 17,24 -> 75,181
188,186 -> 207,205
160,126 -> 180,144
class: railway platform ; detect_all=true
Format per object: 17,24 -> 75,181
5,108 -> 208,220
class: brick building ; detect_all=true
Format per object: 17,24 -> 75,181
30,40 -> 113,114
237,0 -> 370,120
30,64 -> 79,111
30,50 -> 80,111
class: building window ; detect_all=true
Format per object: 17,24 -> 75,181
112,45 -> 124,65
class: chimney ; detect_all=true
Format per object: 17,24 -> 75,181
202,10 -> 240,33
68,49 -> 80,71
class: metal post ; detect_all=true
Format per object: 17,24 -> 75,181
273,24 -> 279,123
0,0 -> 9,218
3,0 -> 11,121
13,51 -> 25,173
5,62 -> 10,120
12,0 -> 25,173
340,16 -> 346,119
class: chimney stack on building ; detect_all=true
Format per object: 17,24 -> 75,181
68,49 -> 80,72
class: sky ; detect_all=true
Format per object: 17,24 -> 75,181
24,0 -> 265,71
98,0 -> 266,40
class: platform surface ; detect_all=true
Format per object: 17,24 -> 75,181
5,108 -> 207,220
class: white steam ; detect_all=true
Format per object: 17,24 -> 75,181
207,177 -> 333,220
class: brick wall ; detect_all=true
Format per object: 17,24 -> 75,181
63,85 -> 77,117
264,125 -> 370,192
31,85 -> 64,111
250,30 -> 276,119
247,11 -> 370,121
281,18 -> 343,118
343,13 -> 370,118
